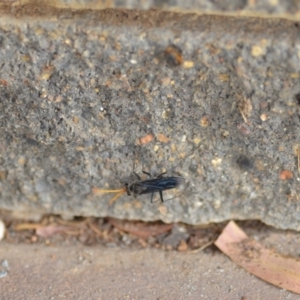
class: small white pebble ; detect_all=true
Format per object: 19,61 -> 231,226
130,59 -> 137,64
2,260 -> 9,270
0,219 -> 5,241
211,158 -> 222,166
0,271 -> 8,278
260,113 -> 268,121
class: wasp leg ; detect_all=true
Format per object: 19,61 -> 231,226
157,171 -> 167,178
133,172 -> 141,180
159,191 -> 164,202
150,192 -> 155,203
142,170 -> 151,177
124,183 -> 131,196
109,190 -> 125,205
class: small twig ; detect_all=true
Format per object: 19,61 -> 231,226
87,221 -> 103,237
14,223 -> 43,231
188,240 -> 215,253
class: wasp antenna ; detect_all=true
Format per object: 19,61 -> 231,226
108,190 -> 126,205
92,187 -> 125,195
162,183 -> 187,202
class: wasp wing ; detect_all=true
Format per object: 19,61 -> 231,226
133,176 -> 185,195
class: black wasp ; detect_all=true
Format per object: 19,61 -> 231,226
125,171 -> 185,203
93,170 -> 185,204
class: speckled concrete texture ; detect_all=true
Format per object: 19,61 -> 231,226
0,9 -> 300,229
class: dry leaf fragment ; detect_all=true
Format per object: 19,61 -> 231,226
238,95 -> 253,124
164,44 -> 183,67
36,225 -> 73,238
177,240 -> 188,251
215,221 -> 300,294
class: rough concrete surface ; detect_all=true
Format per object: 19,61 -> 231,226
0,5 -> 300,299
1,9 -> 300,230
0,241 -> 298,300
